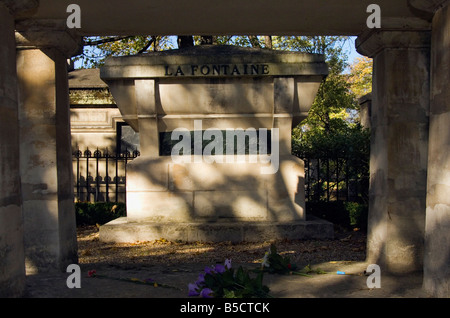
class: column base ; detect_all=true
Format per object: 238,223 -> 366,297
99,216 -> 334,243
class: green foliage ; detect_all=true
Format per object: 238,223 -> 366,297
293,123 -> 370,159
262,244 -> 298,274
189,260 -> 270,298
348,56 -> 373,98
206,266 -> 270,298
306,201 -> 368,231
290,39 -> 371,205
293,124 -> 370,204
75,202 -> 126,226
289,35 -> 370,174
260,244 -> 327,276
345,201 -> 368,231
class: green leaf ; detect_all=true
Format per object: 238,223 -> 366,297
236,266 -> 246,283
224,289 -> 237,298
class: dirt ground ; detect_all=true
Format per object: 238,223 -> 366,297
76,225 -> 368,268
23,225 -> 430,300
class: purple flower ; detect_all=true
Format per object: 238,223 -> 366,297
204,266 -> 214,275
195,273 -> 205,285
224,259 -> 232,269
214,264 -> 225,274
200,288 -> 214,298
188,283 -> 200,296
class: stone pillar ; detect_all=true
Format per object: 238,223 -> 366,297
423,2 -> 450,297
15,23 -> 81,273
356,30 -> 430,274
0,1 -> 25,297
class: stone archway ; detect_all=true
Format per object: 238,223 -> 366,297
1,0 -> 449,297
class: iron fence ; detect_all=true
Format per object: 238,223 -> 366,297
73,148 -> 140,203
72,149 -> 368,204
304,157 -> 369,203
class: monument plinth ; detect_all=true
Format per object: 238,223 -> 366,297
99,45 -> 333,242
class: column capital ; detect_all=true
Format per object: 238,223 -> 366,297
15,19 -> 82,57
409,0 -> 450,16
0,0 -> 38,17
356,29 -> 431,58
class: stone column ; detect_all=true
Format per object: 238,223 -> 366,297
0,1 -> 25,297
423,2 -> 450,298
15,23 -> 81,273
356,30 -> 430,274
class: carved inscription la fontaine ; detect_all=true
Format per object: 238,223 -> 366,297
164,64 -> 270,77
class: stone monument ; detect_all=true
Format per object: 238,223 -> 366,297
99,45 -> 332,242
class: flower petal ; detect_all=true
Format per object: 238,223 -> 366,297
200,288 -> 214,298
188,283 -> 200,296
214,264 -> 225,274
195,273 -> 205,285
204,266 -> 214,275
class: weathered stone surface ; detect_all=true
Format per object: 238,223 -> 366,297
99,217 -> 334,243
0,0 -> 38,16
126,156 -> 305,223
17,45 -> 78,273
101,46 -> 327,133
126,191 -> 194,222
22,0 -> 432,36
15,19 -> 82,57
68,69 -> 123,152
0,2 -> 25,297
408,0 -> 450,16
423,3 -> 450,298
357,30 -> 430,274
100,45 -> 326,242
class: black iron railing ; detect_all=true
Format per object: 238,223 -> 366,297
73,148 -> 140,203
73,149 -> 368,204
303,157 -> 369,203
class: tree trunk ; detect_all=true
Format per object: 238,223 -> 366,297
264,36 -> 272,49
177,36 -> 194,49
248,36 -> 261,48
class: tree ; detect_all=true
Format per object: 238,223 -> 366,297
73,35 -> 176,68
290,36 -> 359,146
286,37 -> 370,203
348,56 -> 373,98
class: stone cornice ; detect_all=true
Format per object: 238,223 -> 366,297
407,0 -> 450,21
356,1 -> 448,57
409,0 -> 450,14
15,19 -> 82,57
0,0 -> 38,17
101,45 -> 329,79
356,29 -> 431,58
